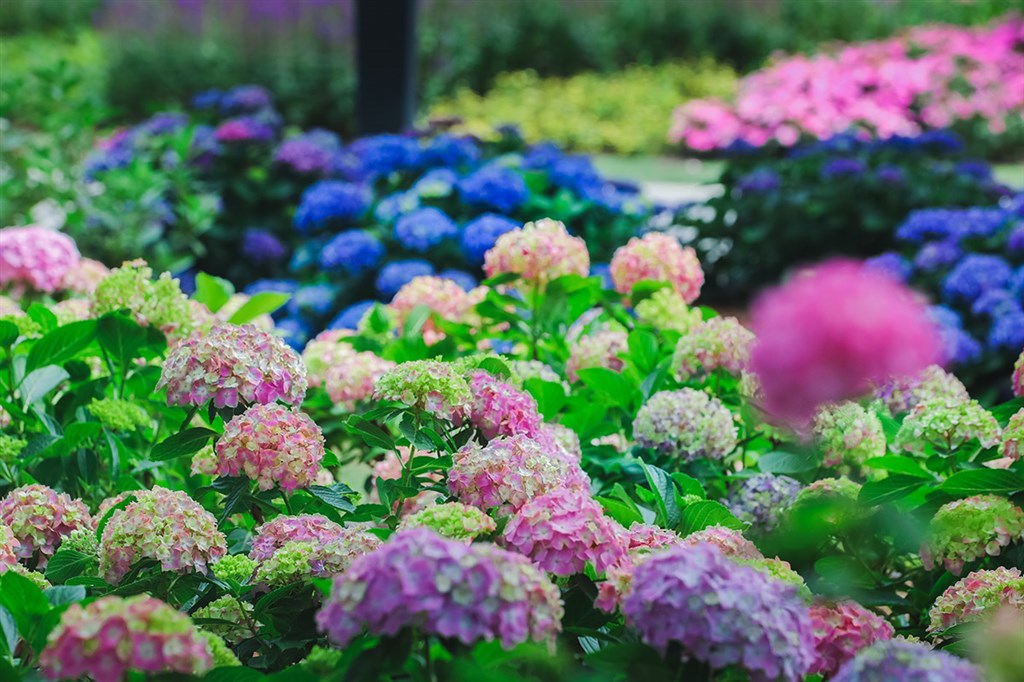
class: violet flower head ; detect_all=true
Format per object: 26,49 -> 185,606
832,639 -> 981,681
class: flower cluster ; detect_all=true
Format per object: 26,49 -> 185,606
921,495 -> 1024,574
736,557 -> 811,598
928,567 -> 1024,633
88,398 -> 151,432
484,218 -> 590,290
566,330 -> 627,383
609,233 -> 704,303
99,487 -> 227,584
681,525 -> 763,559
633,287 -> 703,333
398,502 -> 497,542
672,316 -> 754,380
92,260 -> 194,337
214,404 -> 325,492
461,213 -> 519,263
465,370 -> 543,440
388,275 -> 475,344
294,181 -> 370,232
249,515 -> 345,561
394,207 -> 459,252
373,360 -> 473,422
213,554 -> 257,584
0,225 -> 80,294
632,389 -> 737,461
192,596 -> 257,643
1001,409 -> 1023,462
323,349 -> 394,410
832,639 -> 982,682
1,522 -> 18,568
727,473 -> 802,535
319,230 -> 384,275
623,543 -> 815,681
316,529 -> 563,650
0,484 -> 91,567
157,324 -> 307,408
813,402 -> 886,469
39,595 -> 212,682
808,600 -> 895,677
254,530 -> 382,586
872,365 -> 969,416
894,397 -> 1001,453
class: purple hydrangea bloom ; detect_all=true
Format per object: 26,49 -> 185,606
242,229 -> 288,264
461,214 -> 519,263
439,269 -> 477,291
954,160 -> 992,180
459,165 -> 529,213
726,473 -> 801,535
623,543 -> 814,682
914,130 -> 966,153
913,239 -> 961,272
319,230 -> 384,275
864,253 -> 911,281
989,310 -> 1024,350
394,207 -> 459,252
1008,226 -> 1024,253
896,209 -> 961,243
820,158 -> 866,179
294,181 -> 370,233
832,639 -> 981,682
375,259 -> 435,299
1009,266 -> 1024,297
138,112 -> 188,137
421,134 -> 480,168
274,134 -> 339,176
329,300 -> 375,330
214,117 -> 275,144
220,85 -> 273,114
942,254 -> 1012,302
737,169 -> 782,193
874,164 -> 905,184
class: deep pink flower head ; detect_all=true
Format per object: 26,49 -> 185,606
316,529 -> 563,650
157,324 -> 307,408
0,226 -> 80,294
249,514 -> 344,561
0,484 -> 91,568
750,260 -> 942,424
465,370 -> 543,440
809,600 -> 894,677
483,218 -> 590,291
214,404 -> 325,492
610,233 -> 704,303
503,491 -> 627,575
680,524 -> 763,559
39,595 -> 212,682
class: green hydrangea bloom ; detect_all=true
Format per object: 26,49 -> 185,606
0,434 -> 27,463
1,314 -> 41,338
398,502 -> 498,541
87,398 -> 150,432
895,397 -> 1001,454
373,360 -> 473,422
8,563 -> 52,590
193,596 -> 257,643
92,261 -> 192,337
62,527 -> 99,559
635,288 -> 703,334
213,554 -> 256,585
923,495 -> 1024,575
813,402 -> 886,469
733,556 -> 812,601
793,477 -> 861,507
198,631 -> 241,668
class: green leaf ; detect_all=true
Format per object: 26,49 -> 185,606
151,427 -> 218,461
45,550 -> 96,585
522,379 -> 567,420
758,450 -> 818,475
680,500 -> 745,534
26,303 -> 57,333
576,367 -> 637,410
863,456 -> 934,479
477,356 -> 512,379
0,571 -> 50,635
858,475 -> 928,506
940,470 -> 1024,497
0,606 -> 15,660
25,320 -> 97,373
992,397 -> 1024,426
194,272 -> 235,313
96,313 -> 148,366
596,497 -> 644,527
627,329 -> 659,372
345,416 -> 395,451
815,556 -> 874,590
44,585 -> 86,607
402,304 -> 432,339
0,321 -> 18,347
308,484 -> 357,513
227,292 -> 290,325
203,667 -> 265,682
640,461 -> 680,529
19,365 -> 69,405
670,472 -> 706,498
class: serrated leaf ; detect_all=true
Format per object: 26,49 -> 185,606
45,550 -> 96,585
25,319 -> 97,373
308,485 -> 357,512
758,450 -> 818,475
670,472 -> 706,498
151,427 -> 218,461
640,461 -> 680,529
680,500 -> 745,534
19,365 -> 69,406
44,585 -> 86,607
227,292 -> 290,325
194,272 -> 235,313
940,470 -> 1024,496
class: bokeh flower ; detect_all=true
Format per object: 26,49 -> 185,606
394,207 -> 459,252
610,233 -> 704,303
319,230 -> 384,275
294,181 -> 370,232
634,287 -> 703,333
813,402 -> 886,469
0,225 -> 80,294
459,165 -> 529,213
872,365 -> 970,416
566,330 -> 627,383
461,214 -> 519,264
632,389 -> 737,461
672,316 -> 754,380
61,258 -> 109,294
388,276 -> 473,344
727,473 -> 802,535
832,639 -> 981,681
323,349 -> 394,410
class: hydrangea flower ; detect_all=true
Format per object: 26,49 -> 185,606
989,309 -> 1024,350
40,595 -> 212,682
461,214 -> 519,263
465,370 -> 543,440
254,529 -> 382,586
808,600 -> 895,677
214,404 -> 325,492
1015,351 -> 1024,397
942,254 -> 1013,303
375,259 -> 435,299
241,228 -> 288,264
968,605 -> 1024,682
791,477 -> 862,520
1,521 -> 18,568
0,225 -> 80,293
632,389 -> 737,461
872,365 -> 970,416
921,495 -> 1024,575
61,258 -> 109,294
329,300 -> 376,331
929,305 -> 983,365
0,434 -> 27,463
750,260 -> 942,424
622,523 -> 682,553
200,632 -> 240,668
727,473 -> 802,535
832,639 -> 981,681
566,330 -> 627,383
507,360 -> 568,393
99,487 -> 227,584
214,117 -> 275,143
213,554 -> 256,584
681,525 -> 763,559
373,360 -> 473,422
87,398 -> 150,432
672,317 -> 754,380
503,491 -> 626,575
813,402 -> 886,469
1001,409 -> 1023,462
735,556 -> 811,599
928,567 -> 1024,633
248,515 -> 342,561
0,484 -> 90,567
394,207 -> 459,252
318,230 -> 384,275
484,218 -> 590,292
317,529 -> 563,650
388,276 -> 473,344
323,349 -> 394,410
459,165 -> 529,213
157,324 -> 307,408
274,134 -> 338,176
449,434 -> 589,514
623,543 -> 814,682
610,233 -> 704,303
398,502 -> 497,541
93,260 -> 193,338
538,422 -> 582,461
895,397 -> 1001,453
220,84 -> 271,113
294,181 -> 370,232
634,288 -> 703,333
346,134 -> 422,179
192,596 -> 257,643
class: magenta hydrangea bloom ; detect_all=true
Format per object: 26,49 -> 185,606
449,434 -> 590,514
215,404 -> 325,492
503,491 -> 626,575
249,515 -> 345,561
750,260 -> 942,424
623,543 -> 815,682
99,487 -> 227,584
0,225 -> 80,294
316,529 -> 563,650
483,218 -> 589,291
680,525 -> 763,559
832,639 -> 982,682
921,495 -> 1024,575
632,388 -> 738,461
566,330 -> 628,383
0,484 -> 91,568
0,522 -> 18,569
928,567 -> 1024,633
809,600 -> 895,677
389,276 -> 473,345
39,595 -> 212,682
623,523 -> 682,553
465,370 -> 543,440
610,233 -> 704,303
157,324 -> 307,408
672,316 -> 754,380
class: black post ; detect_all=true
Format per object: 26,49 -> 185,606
356,0 -> 418,135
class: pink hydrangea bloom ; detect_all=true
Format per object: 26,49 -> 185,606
0,484 -> 91,568
0,226 -> 80,294
215,404 -> 325,492
99,487 -> 227,584
39,595 -> 212,682
254,530 -> 382,586
610,233 -> 704,303
537,422 -> 582,462
928,567 -> 1024,633
60,258 -> 109,295
749,260 -> 942,424
1014,351 -> 1024,397
1000,409 -> 1023,463
449,434 -> 590,515
483,218 -> 589,291
623,522 -> 682,553
249,515 -> 345,561
389,276 -> 474,345
873,364 -> 970,416
503,491 -> 627,575
809,600 -> 895,677
672,316 -> 755,380
681,524 -> 763,559
0,522 -> 17,569
566,330 -> 628,383
302,329 -> 355,388
465,370 -> 543,440
323,350 -> 394,410
157,324 -> 307,408
921,495 -> 1024,575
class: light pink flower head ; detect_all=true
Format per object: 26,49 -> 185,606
0,522 -> 18,568
465,370 -> 543,440
928,566 -> 1024,634
809,600 -> 894,677
389,276 -> 474,345
302,329 -> 355,388
681,524 -> 763,559
673,316 -> 754,380
0,484 -> 91,567
249,514 -> 345,561
61,258 -> 110,295
750,260 -> 942,424
483,218 -> 589,291
610,233 -> 704,303
323,350 -> 395,410
566,330 -> 628,383
0,226 -> 80,294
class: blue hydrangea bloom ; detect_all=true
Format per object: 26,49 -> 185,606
989,310 -> 1024,350
487,339 -> 515,355
913,129 -> 966,154
413,169 -> 458,198
1007,226 -> 1024,253
439,269 -> 477,291
245,278 -> 298,297
461,213 -> 519,263
459,165 -> 529,213
274,133 -> 340,176
942,254 -> 1013,302
522,141 -> 564,170
276,317 -> 313,350
421,134 -> 480,168
864,253 -> 911,281
347,134 -> 422,179
549,156 -> 602,194
394,207 -> 459,252
319,230 -> 385,275
191,89 -> 223,110
971,289 -> 1021,318
138,113 -> 188,137
329,300 -> 376,330
294,181 -> 370,233
175,268 -> 198,296
220,85 -> 272,114
290,283 -> 336,318
954,160 -> 992,180
874,164 -> 905,184
896,209 -> 959,243
590,263 -> 614,289
929,306 -> 982,365
242,228 -> 288,264
376,259 -> 435,299
913,240 -> 961,272
1009,266 -> 1024,297
736,169 -> 781,194
820,158 -> 866,179
375,191 -> 420,223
